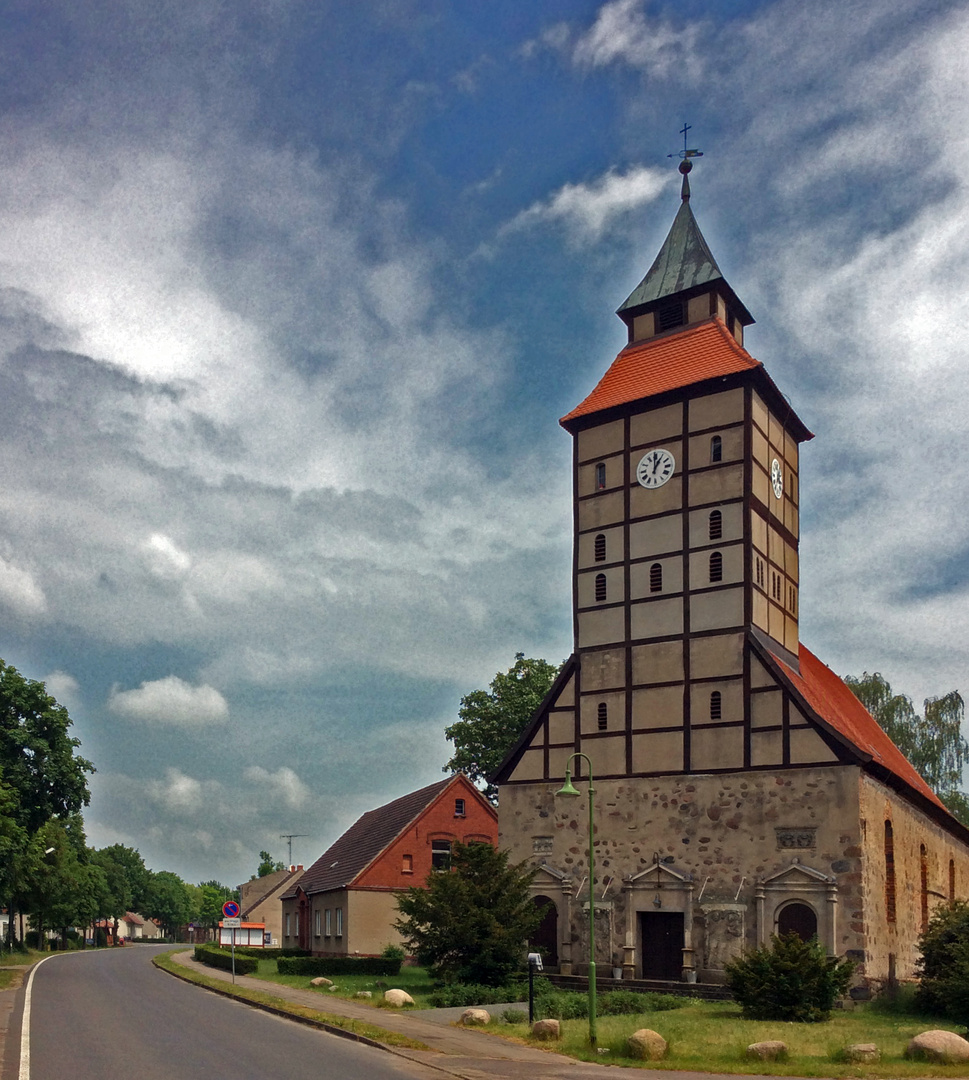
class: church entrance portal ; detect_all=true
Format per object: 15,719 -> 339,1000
777,902 -> 817,941
639,911 -> 684,980
530,895 -> 558,966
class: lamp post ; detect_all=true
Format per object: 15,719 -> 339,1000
556,752 -> 597,1047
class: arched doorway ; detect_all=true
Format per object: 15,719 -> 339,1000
530,895 -> 558,967
777,902 -> 817,941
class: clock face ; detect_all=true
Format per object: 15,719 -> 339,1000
636,448 -> 676,489
771,458 -> 783,500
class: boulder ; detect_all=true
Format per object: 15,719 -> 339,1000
383,989 -> 415,1007
844,1043 -> 879,1063
627,1029 -> 667,1061
905,1030 -> 969,1064
310,977 -> 333,987
354,991 -> 373,999
746,1041 -> 788,1061
531,1019 -> 560,1040
327,985 -> 339,992
460,1008 -> 491,1026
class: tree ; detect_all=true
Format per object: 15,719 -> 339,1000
143,870 -> 195,939
90,845 -> 151,944
254,851 -> 285,878
394,841 -> 544,986
914,899 -> 969,1023
197,880 -> 237,936
444,654 -> 560,799
844,672 -> 969,823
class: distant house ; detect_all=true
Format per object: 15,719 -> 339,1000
281,775 -> 497,956
238,865 -> 303,946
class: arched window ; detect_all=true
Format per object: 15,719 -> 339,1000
710,691 -> 722,721
885,821 -> 896,924
778,902 -> 818,941
594,533 -> 606,562
710,435 -> 722,463
709,510 -> 722,540
597,702 -> 608,731
709,551 -> 723,582
649,563 -> 662,593
595,462 -> 606,490
595,573 -> 607,602
755,557 -> 765,587
920,844 -> 929,931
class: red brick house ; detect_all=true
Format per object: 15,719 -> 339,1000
281,775 -> 497,956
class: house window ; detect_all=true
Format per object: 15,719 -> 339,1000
402,854 -> 413,874
597,702 -> 607,731
315,909 -> 321,937
711,436 -> 722,463
432,840 -> 452,870
595,462 -> 606,490
454,798 -> 465,817
709,551 -> 723,583
325,909 -> 332,936
649,563 -> 662,593
710,691 -> 722,721
335,907 -> 343,938
709,509 -> 722,540
285,913 -> 291,937
595,573 -> 607,602
885,821 -> 896,924
295,912 -> 299,937
920,844 -> 929,931
594,533 -> 606,562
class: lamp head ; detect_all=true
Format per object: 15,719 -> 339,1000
556,769 -> 581,798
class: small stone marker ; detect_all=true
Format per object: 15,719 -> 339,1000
905,1030 -> 969,1063
310,977 -> 333,987
746,1040 -> 787,1061
531,1019 -> 560,1040
460,1008 -> 490,1026
844,1043 -> 879,1063
354,990 -> 372,999
627,1029 -> 667,1061
383,988 -> 415,1007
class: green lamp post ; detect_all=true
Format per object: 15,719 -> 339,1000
556,752 -> 597,1047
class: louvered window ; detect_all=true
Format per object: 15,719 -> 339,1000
709,551 -> 723,583
885,821 -> 896,923
711,435 -> 722,462
594,533 -> 606,562
709,510 -> 722,540
657,299 -> 685,331
649,563 -> 662,593
597,702 -> 608,731
755,557 -> 765,587
710,691 -> 722,721
595,573 -> 607,602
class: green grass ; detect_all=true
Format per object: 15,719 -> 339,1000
491,998 -> 969,1076
254,960 -> 441,1006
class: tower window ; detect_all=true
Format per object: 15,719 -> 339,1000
595,462 -> 606,490
649,562 -> 663,593
597,702 -> 608,731
709,510 -> 722,540
885,820 -> 896,924
710,691 -> 722,721
656,299 -> 685,331
771,572 -> 782,601
709,551 -> 723,583
594,533 -> 606,562
920,844 -> 929,931
595,573 -> 607,602
755,557 -> 765,587
788,585 -> 797,614
710,436 -> 722,463
950,858 -> 956,901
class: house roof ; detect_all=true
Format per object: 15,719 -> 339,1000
282,777 -> 458,899
240,867 -> 298,918
124,912 -> 144,926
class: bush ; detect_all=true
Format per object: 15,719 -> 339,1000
193,945 -> 259,975
725,933 -> 854,1022
599,990 -> 684,1015
276,955 -> 402,977
381,943 -> 406,962
914,900 -> 969,1024
501,1008 -> 528,1024
427,982 -> 527,1007
225,946 -> 308,960
534,990 -> 590,1020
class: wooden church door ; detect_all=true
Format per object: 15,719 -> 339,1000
639,911 -> 684,980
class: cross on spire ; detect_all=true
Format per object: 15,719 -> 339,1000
667,123 -> 703,200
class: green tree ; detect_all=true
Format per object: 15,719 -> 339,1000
914,899 -> 969,1023
143,870 -> 194,939
90,845 -> 151,945
197,880 -> 237,934
394,841 -> 544,986
254,851 -> 285,878
844,672 -> 969,823
444,653 -> 560,799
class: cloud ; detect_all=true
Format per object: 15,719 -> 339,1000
108,676 -> 229,726
43,670 -> 80,709
242,766 -> 309,810
0,555 -> 46,616
502,166 -> 670,241
572,0 -> 705,78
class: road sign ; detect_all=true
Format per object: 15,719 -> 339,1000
222,900 -> 240,919
223,917 -> 241,928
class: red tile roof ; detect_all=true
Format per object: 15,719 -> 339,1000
562,318 -> 760,426
775,644 -> 946,812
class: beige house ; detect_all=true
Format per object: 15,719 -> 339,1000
238,866 -> 303,947
495,161 -> 969,995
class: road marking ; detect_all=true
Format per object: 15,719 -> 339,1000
19,955 -> 54,1080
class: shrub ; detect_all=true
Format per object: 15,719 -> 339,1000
501,1008 -> 528,1024
599,990 -> 684,1015
276,955 -> 402,977
427,982 -> 527,1008
914,899 -> 969,1024
725,933 -> 854,1022
534,990 -> 590,1020
381,943 -> 406,962
224,946 -> 308,960
193,945 -> 259,975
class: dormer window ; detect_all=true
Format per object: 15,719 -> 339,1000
595,462 -> 606,490
656,299 -> 685,331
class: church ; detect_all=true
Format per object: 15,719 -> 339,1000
494,156 -> 969,993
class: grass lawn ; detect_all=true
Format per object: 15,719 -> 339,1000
253,961 -> 443,1007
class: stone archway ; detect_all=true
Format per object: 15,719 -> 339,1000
777,901 -> 818,941
530,895 -> 558,966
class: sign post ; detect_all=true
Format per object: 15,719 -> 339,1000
223,901 -> 241,983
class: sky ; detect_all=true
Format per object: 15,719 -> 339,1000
2,0 -> 968,888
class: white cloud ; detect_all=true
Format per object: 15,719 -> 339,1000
108,676 -> 229,726
43,670 -> 80,708
0,555 -> 46,616
146,768 -> 208,814
143,533 -> 192,578
242,765 -> 309,810
572,0 -> 704,78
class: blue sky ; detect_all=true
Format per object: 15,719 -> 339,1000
2,0 -> 968,886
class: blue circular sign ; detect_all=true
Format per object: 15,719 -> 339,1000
222,900 -> 240,918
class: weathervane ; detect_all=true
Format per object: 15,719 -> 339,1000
668,122 -> 702,200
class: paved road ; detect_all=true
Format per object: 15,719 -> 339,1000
4,947 -> 442,1080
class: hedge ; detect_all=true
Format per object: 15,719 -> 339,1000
277,956 -> 402,977
223,946 -> 309,961
194,945 -> 259,975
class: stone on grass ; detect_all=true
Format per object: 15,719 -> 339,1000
327,985 -> 339,991
746,1041 -> 788,1061
844,1043 -> 879,1063
460,1008 -> 490,1026
383,989 -> 415,1007
310,977 -> 333,987
905,1030 -> 969,1064
531,1019 -> 560,1040
354,991 -> 372,999
627,1029 -> 667,1061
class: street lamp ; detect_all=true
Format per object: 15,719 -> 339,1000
556,752 -> 597,1047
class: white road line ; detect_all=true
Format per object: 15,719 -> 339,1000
19,955 -> 54,1080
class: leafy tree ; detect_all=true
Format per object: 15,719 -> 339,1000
844,672 -> 969,823
197,880 -> 237,932
394,841 -> 544,986
913,900 -> 969,1023
444,653 -> 560,799
90,845 -> 152,944
254,851 -> 286,878
724,933 -> 855,1022
143,870 -> 194,939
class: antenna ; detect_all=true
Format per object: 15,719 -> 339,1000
280,834 -> 308,865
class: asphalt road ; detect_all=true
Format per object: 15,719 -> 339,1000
7,946 -> 443,1080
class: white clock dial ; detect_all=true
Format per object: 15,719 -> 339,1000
636,448 -> 676,489
771,458 -> 783,500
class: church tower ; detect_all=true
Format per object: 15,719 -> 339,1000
495,156 -> 969,988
